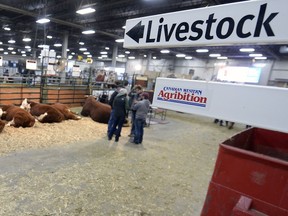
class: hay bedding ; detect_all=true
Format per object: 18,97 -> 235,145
0,109 -> 243,215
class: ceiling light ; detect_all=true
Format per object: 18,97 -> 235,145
79,42 -> 85,45
8,39 -> 15,44
22,54 -> 27,57
54,43 -> 62,47
84,52 -> 90,55
98,57 -> 103,59
23,37 -> 31,42
217,56 -> 228,60
118,54 -> 125,58
196,49 -> 209,53
79,48 -> 87,51
101,55 -> 108,58
240,48 -> 255,52
76,7 -> 96,15
0,48 -> 4,51
122,26 -> 126,29
143,55 -> 147,58
254,56 -> 267,60
128,56 -> 135,59
100,51 -> 107,55
25,46 -> 31,49
56,55 -> 62,59
0,42 -> 2,45
105,47 -> 110,50
82,30 -> 95,34
185,56 -> 193,60
4,52 -> 8,55
36,18 -> 50,24
209,54 -> 221,57
153,56 -> 157,59
71,52 -> 75,55
176,54 -> 186,58
21,51 -> 26,53
125,51 -> 130,54
11,51 -> 16,54
3,27 -> 11,31
8,47 -> 14,50
66,49 -> 70,52
115,39 -> 124,43
47,35 -> 53,39
87,55 -> 92,58
249,53 -> 262,57
160,49 -> 170,54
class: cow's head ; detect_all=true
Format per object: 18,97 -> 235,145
0,108 -> 6,118
20,98 -> 31,111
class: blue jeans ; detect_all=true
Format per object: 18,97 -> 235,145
107,109 -> 115,134
134,118 -> 145,144
108,115 -> 125,140
130,110 -> 136,135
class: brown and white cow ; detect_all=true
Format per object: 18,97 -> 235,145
0,104 -> 35,128
0,109 -> 5,132
81,96 -> 111,123
51,103 -> 81,120
20,99 -> 64,123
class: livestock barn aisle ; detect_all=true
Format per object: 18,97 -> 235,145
0,110 -> 244,215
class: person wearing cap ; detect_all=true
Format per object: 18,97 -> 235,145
108,88 -> 129,142
132,92 -> 151,144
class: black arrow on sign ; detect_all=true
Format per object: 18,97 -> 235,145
126,21 -> 144,43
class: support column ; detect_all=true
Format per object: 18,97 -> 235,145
111,44 -> 118,70
60,31 -> 68,83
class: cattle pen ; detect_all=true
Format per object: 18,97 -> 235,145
0,75 -> 110,107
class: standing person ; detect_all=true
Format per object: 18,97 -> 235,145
108,88 -> 128,142
128,85 -> 143,137
132,92 -> 151,145
107,82 -> 123,135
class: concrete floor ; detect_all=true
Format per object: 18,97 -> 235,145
0,111 -> 244,215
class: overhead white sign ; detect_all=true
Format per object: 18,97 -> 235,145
124,0 -> 288,48
26,59 -> 37,70
152,78 -> 288,133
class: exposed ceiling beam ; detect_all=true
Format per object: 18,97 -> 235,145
0,3 -> 121,39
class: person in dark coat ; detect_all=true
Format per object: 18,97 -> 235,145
108,88 -> 128,142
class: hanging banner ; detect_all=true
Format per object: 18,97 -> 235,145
152,78 -> 288,133
26,59 -> 37,70
124,0 -> 288,48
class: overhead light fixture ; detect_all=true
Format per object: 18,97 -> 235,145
0,48 -> 4,51
79,42 -> 85,45
11,51 -> 16,55
105,47 -> 110,50
8,39 -> 16,44
101,55 -> 108,58
54,43 -> 62,47
125,51 -> 130,54
240,48 -> 255,52
3,26 -> 11,31
185,56 -> 193,60
254,56 -> 267,60
176,54 -> 186,58
196,49 -> 209,53
23,37 -> 31,42
0,42 -> 2,45
160,49 -> 170,54
115,39 -> 124,43
76,7 -> 96,15
87,55 -> 92,58
122,26 -> 126,29
47,35 -> 53,39
249,53 -> 262,57
25,46 -> 31,49
217,56 -> 228,60
118,54 -> 125,58
83,52 -> 90,55
36,18 -> 50,24
128,56 -> 135,59
100,51 -> 107,54
82,30 -> 95,34
79,48 -> 87,51
8,47 -> 14,50
153,56 -> 157,59
209,54 -> 221,57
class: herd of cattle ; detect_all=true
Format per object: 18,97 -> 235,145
0,96 -> 112,133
